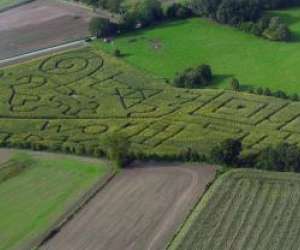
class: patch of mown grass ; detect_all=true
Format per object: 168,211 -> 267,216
96,8 -> 300,94
169,169 -> 300,250
0,152 -> 108,250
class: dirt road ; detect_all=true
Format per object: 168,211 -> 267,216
41,162 -> 215,250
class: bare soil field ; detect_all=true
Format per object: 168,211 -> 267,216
0,0 -> 94,59
41,162 -> 216,250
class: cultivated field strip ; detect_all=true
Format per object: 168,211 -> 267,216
169,170 -> 300,250
2,48 -> 300,156
40,163 -> 215,250
0,0 -> 93,59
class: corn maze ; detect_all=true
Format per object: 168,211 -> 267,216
1,48 -> 300,156
169,169 -> 300,250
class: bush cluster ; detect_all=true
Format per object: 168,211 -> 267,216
174,64 -> 213,88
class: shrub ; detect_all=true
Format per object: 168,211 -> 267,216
174,64 -> 213,88
256,87 -> 263,95
264,87 -> 272,96
114,49 -> 121,57
274,90 -> 287,99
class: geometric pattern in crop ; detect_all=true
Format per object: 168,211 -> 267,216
1,48 -> 300,156
170,169 -> 300,250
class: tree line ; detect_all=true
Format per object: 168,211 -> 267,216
191,0 -> 293,41
210,138 -> 300,173
87,0 -> 299,42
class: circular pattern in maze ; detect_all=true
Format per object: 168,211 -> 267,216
39,51 -> 104,76
41,57 -> 88,74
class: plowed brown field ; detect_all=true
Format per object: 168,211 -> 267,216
0,0 -> 94,59
41,162 -> 215,250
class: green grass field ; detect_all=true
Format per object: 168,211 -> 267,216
1,47 -> 300,157
0,151 -> 108,250
169,169 -> 300,250
0,0 -> 27,9
97,8 -> 300,94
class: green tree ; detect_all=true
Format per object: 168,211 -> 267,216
264,87 -> 272,96
89,17 -> 117,37
256,143 -> 300,172
104,132 -> 131,168
210,138 -> 242,165
230,78 -> 240,91
138,0 -> 164,26
291,93 -> 299,101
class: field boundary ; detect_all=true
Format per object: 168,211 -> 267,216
0,40 -> 87,67
26,166 -> 117,250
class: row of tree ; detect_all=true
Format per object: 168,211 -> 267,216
249,87 -> 300,101
88,0 -> 295,41
229,78 -> 300,102
210,138 -> 300,173
90,0 -> 193,37
191,0 -> 292,41
89,1 -> 193,37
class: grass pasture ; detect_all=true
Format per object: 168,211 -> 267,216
97,8 -> 300,94
169,169 -> 300,250
1,48 -> 300,157
0,150 -> 108,250
0,0 -> 26,10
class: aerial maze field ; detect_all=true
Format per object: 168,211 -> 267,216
1,48 -> 300,157
170,169 -> 300,250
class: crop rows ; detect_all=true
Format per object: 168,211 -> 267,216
170,170 -> 300,250
1,48 -> 300,156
